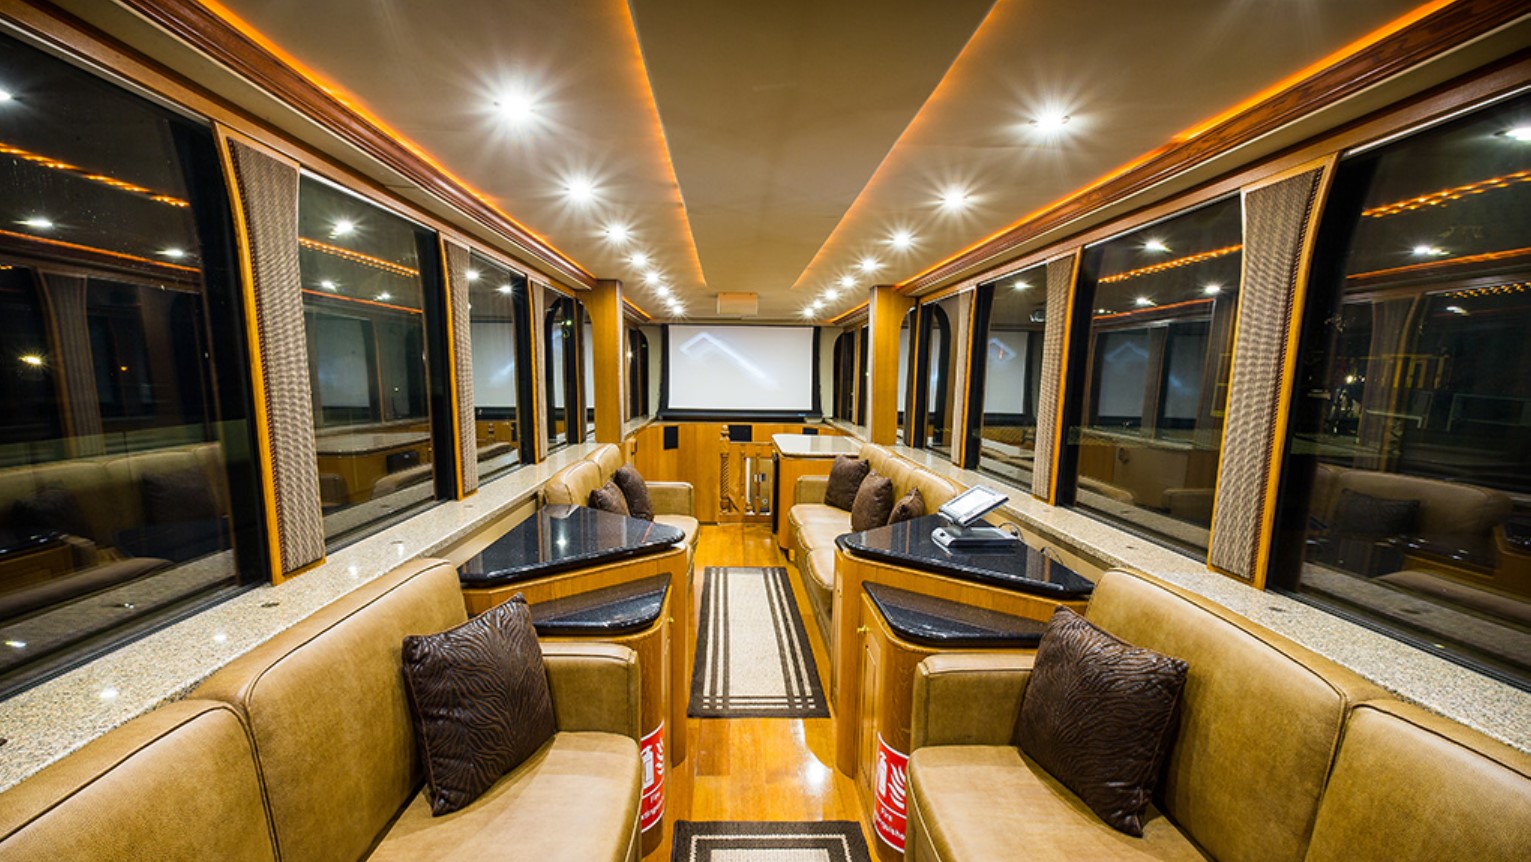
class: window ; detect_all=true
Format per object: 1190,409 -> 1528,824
831,330 -> 857,421
543,290 -> 584,449
1067,196 -> 1242,551
923,294 -> 962,457
0,32 -> 259,695
896,309 -> 916,442
976,263 -> 1046,486
467,252 -> 530,481
1273,93 -> 1531,688
298,176 -> 439,541
627,325 -> 650,422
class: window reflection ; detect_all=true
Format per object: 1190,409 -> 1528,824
977,263 -> 1046,486
896,309 -> 916,443
297,177 -> 437,540
0,32 -> 254,695
924,295 -> 961,457
543,290 -> 584,449
1277,94 -> 1531,687
1068,196 -> 1241,551
467,252 -> 527,481
627,326 -> 650,422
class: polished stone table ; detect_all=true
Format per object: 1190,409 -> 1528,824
837,514 -> 1095,599
863,582 -> 1046,648
530,574 -> 670,636
458,504 -> 684,587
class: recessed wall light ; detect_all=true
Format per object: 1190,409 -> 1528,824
1144,239 -> 1169,253
330,219 -> 355,237
1501,126 -> 1531,142
19,216 -> 53,230
888,229 -> 915,250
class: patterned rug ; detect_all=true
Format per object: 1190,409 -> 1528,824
671,821 -> 871,861
689,566 -> 829,718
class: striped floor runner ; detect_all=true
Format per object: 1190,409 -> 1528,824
671,821 -> 871,861
688,566 -> 829,718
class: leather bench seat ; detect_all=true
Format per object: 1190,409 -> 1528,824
542,444 -> 699,550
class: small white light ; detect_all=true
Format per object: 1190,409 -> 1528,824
629,252 -> 650,269
320,279 -> 338,291
888,229 -> 915,250
1012,280 -> 1030,291
838,275 -> 855,289
654,285 -> 671,298
19,354 -> 43,367
802,307 -> 817,318
4,639 -> 25,649
1029,111 -> 1071,133
1412,244 -> 1447,257
1135,296 -> 1155,307
1502,126 -> 1531,142
160,247 -> 187,259
330,219 -> 355,238
376,292 -> 392,302
603,223 -> 631,244
938,187 -> 970,210
0,88 -> 12,103
212,632 -> 228,644
858,256 -> 879,273
1144,239 -> 1169,253
824,289 -> 840,301
20,217 -> 53,230
100,687 -> 119,701
497,284 -> 514,295
564,175 -> 597,204
1203,284 -> 1222,296
643,272 -> 661,286
1344,374 -> 1357,385
494,90 -> 538,125
1097,308 -> 1110,314
465,269 -> 481,282
1446,305 -> 1468,315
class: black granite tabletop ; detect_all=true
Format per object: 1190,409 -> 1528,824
864,582 -> 1046,648
458,504 -> 685,586
531,574 -> 670,637
837,514 -> 1094,599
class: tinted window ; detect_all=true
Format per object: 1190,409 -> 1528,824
976,263 -> 1046,486
467,252 -> 528,480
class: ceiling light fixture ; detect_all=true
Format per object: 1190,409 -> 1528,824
938,186 -> 971,210
19,354 -> 43,367
493,90 -> 539,125
603,223 -> 631,244
824,289 -> 840,301
330,219 -> 355,238
629,251 -> 650,269
1144,239 -> 1169,253
801,307 -> 816,319
643,272 -> 661,286
19,216 -> 53,230
838,275 -> 855,288
564,175 -> 597,204
1502,126 -> 1531,142
888,229 -> 915,250
1029,111 -> 1071,133
858,256 -> 879,273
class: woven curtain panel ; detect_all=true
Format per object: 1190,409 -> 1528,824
225,139 -> 324,575
443,241 -> 478,494
37,273 -> 105,456
1208,167 -> 1327,580
1031,254 -> 1076,500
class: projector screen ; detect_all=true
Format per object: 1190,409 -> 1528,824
666,325 -> 816,412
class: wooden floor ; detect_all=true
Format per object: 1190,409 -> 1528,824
643,523 -> 875,860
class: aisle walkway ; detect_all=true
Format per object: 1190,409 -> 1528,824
644,524 -> 873,860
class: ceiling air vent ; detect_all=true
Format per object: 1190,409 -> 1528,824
716,292 -> 758,317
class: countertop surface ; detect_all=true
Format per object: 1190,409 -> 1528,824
771,434 -> 863,458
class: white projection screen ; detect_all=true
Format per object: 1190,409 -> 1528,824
666,325 -> 815,412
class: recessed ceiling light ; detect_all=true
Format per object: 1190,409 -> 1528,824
1135,296 -> 1155,307
654,285 -> 672,298
603,223 -> 631,244
938,186 -> 971,210
824,289 -> 840,301
159,248 -> 187,259
1012,280 -> 1030,291
888,229 -> 915,250
19,355 -> 43,367
643,271 -> 661,286
838,276 -> 856,289
497,284 -> 514,295
564,175 -> 597,204
1144,239 -> 1169,253
1501,126 -> 1531,142
629,251 -> 650,269
493,89 -> 539,125
19,216 -> 53,230
1029,111 -> 1071,133
801,307 -> 816,319
319,279 -> 338,291
858,256 -> 879,273
330,219 -> 355,238
1203,284 -> 1222,295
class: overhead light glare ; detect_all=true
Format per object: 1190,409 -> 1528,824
1143,239 -> 1169,253
497,284 -> 514,295
654,285 -> 672,298
888,229 -> 915,250
19,216 -> 53,230
330,218 -> 355,238
838,275 -> 855,288
1411,244 -> 1448,257
466,269 -> 481,282
0,88 -> 12,103
858,256 -> 879,273
493,90 -> 539,125
319,279 -> 338,291
938,186 -> 970,210
159,248 -> 187,260
801,307 -> 817,319
564,175 -> 597,204
376,292 -> 392,302
1012,280 -> 1030,291
629,251 -> 650,269
1502,126 -> 1531,142
1029,111 -> 1072,133
1135,296 -> 1155,307
1446,305 -> 1468,315
603,223 -> 631,244
824,289 -> 840,301
1203,284 -> 1222,296
643,271 -> 661,286
19,354 -> 43,367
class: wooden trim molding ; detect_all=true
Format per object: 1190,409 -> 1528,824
898,0 -> 1530,294
113,0 -> 598,291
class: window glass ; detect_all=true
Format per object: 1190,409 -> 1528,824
1275,94 -> 1531,687
583,317 -> 595,438
977,263 -> 1046,486
896,309 -> 915,443
627,326 -> 650,422
925,295 -> 962,457
466,252 -> 526,481
0,32 -> 257,695
856,325 -> 868,431
1068,196 -> 1242,551
543,290 -> 583,449
298,176 -> 437,541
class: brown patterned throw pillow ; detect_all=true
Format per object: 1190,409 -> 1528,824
612,464 -> 654,521
401,595 -> 557,815
850,472 -> 895,532
1015,606 -> 1188,836
588,480 -> 630,516
824,454 -> 870,511
887,487 -> 925,525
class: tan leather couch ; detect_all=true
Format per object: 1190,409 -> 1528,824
905,568 -> 1531,861
0,558 -> 645,862
786,443 -> 962,646
543,444 -> 699,551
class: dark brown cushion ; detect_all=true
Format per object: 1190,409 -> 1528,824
11,484 -> 91,539
824,454 -> 870,511
850,472 -> 895,532
140,466 -> 218,525
401,594 -> 557,816
1015,606 -> 1188,837
612,464 -> 653,521
588,480 -> 630,517
1330,489 -> 1419,540
887,487 -> 925,525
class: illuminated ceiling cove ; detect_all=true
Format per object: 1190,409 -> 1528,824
197,0 -> 1430,320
